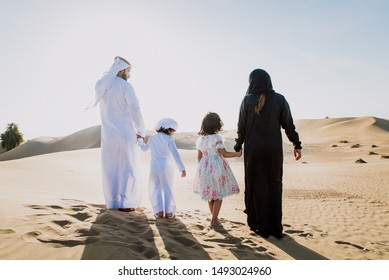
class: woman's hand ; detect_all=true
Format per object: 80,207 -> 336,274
294,149 -> 302,160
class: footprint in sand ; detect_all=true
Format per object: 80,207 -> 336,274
0,229 -> 16,234
21,230 -> 41,243
76,228 -> 99,237
335,241 -> 368,251
204,237 -> 239,245
188,224 -> 206,231
309,225 -> 323,232
69,212 -> 93,222
52,220 -> 72,228
285,229 -> 313,237
22,200 -> 101,248
242,239 -> 259,247
229,220 -> 245,227
25,204 -> 62,210
285,229 -> 305,234
37,235 -> 98,248
298,232 -> 313,237
70,205 -> 88,211
158,225 -> 199,247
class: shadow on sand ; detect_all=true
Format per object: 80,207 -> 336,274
266,234 -> 328,260
155,217 -> 212,260
209,224 -> 275,260
80,207 -> 160,259
22,200 -> 327,260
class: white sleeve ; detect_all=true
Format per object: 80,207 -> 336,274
137,138 -> 150,151
169,138 -> 185,172
123,82 -> 146,137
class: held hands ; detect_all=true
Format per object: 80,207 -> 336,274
234,144 -> 242,152
137,134 -> 147,143
236,149 -> 243,157
294,149 -> 302,161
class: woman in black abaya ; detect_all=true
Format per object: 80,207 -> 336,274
234,69 -> 302,239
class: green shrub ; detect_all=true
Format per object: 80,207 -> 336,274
0,123 -> 24,151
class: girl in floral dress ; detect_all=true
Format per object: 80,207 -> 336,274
193,112 -> 242,227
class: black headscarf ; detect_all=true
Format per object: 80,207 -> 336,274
246,69 -> 275,95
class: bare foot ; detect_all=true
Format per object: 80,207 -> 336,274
210,218 -> 221,227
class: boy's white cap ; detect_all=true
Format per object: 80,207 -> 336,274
154,118 -> 178,130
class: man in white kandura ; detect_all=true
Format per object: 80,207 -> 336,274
91,56 -> 146,212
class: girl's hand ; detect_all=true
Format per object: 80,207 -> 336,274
181,170 -> 187,177
237,149 -> 242,157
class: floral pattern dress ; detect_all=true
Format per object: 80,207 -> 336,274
193,134 -> 240,200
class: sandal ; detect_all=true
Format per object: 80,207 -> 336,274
154,212 -> 164,219
165,212 -> 175,219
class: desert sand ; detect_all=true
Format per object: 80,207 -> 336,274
0,116 -> 388,260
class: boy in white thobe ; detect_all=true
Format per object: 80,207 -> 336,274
91,56 -> 146,210
138,118 -> 186,218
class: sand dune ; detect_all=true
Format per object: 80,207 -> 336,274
295,116 -> 389,144
0,126 -> 101,161
1,116 -> 388,162
0,116 -> 388,260
2,116 -> 388,162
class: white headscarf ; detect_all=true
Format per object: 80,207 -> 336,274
154,118 -> 179,131
86,57 -> 131,109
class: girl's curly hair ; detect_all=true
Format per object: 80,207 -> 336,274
198,112 -> 223,136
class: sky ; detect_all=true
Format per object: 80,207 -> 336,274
0,0 -> 388,140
